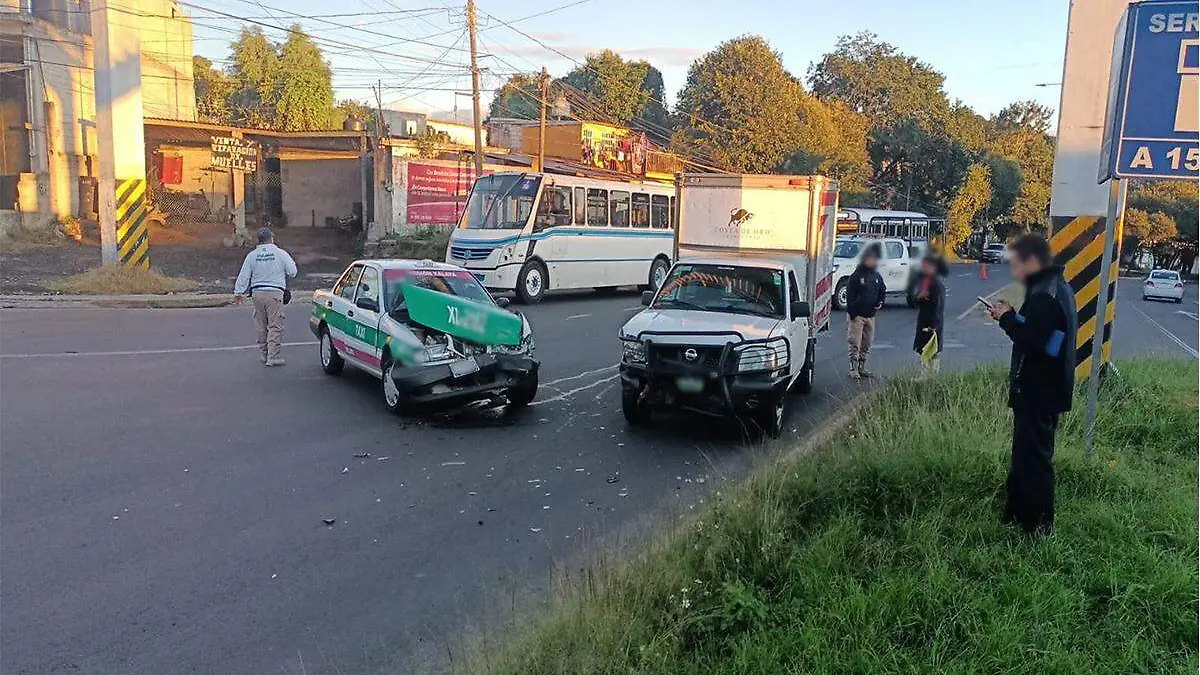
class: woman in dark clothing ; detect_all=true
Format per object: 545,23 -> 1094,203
912,255 -> 947,375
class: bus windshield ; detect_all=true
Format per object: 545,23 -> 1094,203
653,263 -> 785,318
462,174 -> 541,230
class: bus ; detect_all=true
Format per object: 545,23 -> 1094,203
445,172 -> 676,303
835,207 -> 938,240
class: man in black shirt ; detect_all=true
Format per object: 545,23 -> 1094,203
986,234 -> 1077,535
845,244 -> 886,379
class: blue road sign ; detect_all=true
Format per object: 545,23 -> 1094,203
1101,0 -> 1200,181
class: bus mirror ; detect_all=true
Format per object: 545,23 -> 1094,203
641,291 -> 654,306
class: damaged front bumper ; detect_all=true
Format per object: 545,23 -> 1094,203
390,353 -> 538,408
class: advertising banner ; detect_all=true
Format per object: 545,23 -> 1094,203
406,161 -> 491,226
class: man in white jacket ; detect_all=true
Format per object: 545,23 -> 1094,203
234,228 -> 298,366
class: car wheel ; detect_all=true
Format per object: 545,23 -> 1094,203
1175,297 -> 1183,304
380,356 -> 406,415
755,393 -> 787,439
319,327 -> 344,375
515,261 -> 547,304
621,387 -> 652,427
792,340 -> 815,396
648,257 -> 671,291
506,370 -> 538,408
834,280 -> 849,310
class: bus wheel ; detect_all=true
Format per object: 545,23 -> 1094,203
647,257 -> 671,290
516,261 -> 547,304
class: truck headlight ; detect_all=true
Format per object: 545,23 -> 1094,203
736,339 -> 789,373
621,339 -> 647,364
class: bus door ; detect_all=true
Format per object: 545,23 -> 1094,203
537,185 -> 575,287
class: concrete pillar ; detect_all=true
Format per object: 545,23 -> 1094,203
93,0 -> 148,267
231,130 -> 247,239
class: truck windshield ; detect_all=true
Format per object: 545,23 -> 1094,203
462,174 -> 540,230
653,264 -> 785,318
834,240 -> 862,258
384,268 -> 493,309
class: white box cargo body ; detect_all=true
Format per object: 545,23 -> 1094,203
674,173 -> 839,331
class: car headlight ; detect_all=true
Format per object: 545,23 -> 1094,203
492,332 -> 534,354
621,339 -> 647,364
736,339 -> 789,373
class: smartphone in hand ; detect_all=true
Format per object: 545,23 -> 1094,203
976,296 -> 994,310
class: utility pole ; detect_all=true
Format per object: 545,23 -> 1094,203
93,0 -> 148,267
466,0 -> 484,175
536,67 -> 548,173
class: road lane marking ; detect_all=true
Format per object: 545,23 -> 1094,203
622,305 -> 644,311
0,341 -> 317,359
564,313 -> 592,320
532,373 -> 620,406
541,365 -> 617,388
1176,310 -> 1198,320
1130,304 -> 1199,358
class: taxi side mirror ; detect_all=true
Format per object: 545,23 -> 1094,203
791,301 -> 810,319
494,296 -> 511,309
641,291 -> 654,306
356,297 -> 379,313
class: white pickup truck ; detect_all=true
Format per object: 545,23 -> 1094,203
831,236 -> 921,309
617,174 -> 838,437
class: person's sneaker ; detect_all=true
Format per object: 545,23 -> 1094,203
260,353 -> 268,364
264,357 -> 287,367
848,368 -> 861,380
858,367 -> 874,378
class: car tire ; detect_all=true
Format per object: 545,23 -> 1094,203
647,257 -> 671,291
834,280 -> 849,311
792,340 -> 815,396
1175,297 -> 1183,304
755,393 -> 788,439
621,387 -> 652,427
319,327 -> 344,375
507,370 -> 538,408
515,261 -> 547,304
380,355 -> 407,416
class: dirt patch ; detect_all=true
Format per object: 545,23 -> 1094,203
1,222 -> 357,294
49,266 -> 198,295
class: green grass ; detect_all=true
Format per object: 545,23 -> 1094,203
460,358 -> 1198,675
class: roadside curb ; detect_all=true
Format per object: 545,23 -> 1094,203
0,291 -> 315,310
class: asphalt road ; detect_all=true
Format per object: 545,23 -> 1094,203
2,264 -> 1195,675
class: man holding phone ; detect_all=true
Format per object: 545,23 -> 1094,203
985,234 -> 1076,535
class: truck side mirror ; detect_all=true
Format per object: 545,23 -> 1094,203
791,301 -> 810,319
641,290 -> 654,306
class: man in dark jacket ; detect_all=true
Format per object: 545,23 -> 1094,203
845,244 -> 886,379
912,255 -> 946,376
986,234 -> 1077,535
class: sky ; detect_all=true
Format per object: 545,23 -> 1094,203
187,0 -> 1071,124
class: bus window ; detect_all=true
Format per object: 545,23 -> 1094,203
650,194 -> 669,229
573,187 -> 585,225
587,189 -> 608,226
631,193 -> 650,228
541,186 -> 571,229
610,190 -> 630,227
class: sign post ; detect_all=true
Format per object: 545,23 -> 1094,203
1084,0 -> 1199,454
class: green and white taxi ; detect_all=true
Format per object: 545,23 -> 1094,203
310,259 -> 538,413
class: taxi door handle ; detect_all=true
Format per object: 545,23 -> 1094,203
325,301 -> 333,308
347,310 -> 355,317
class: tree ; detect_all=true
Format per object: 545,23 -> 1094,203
635,64 -> 672,144
1129,180 -> 1198,242
332,99 -> 377,134
986,101 -> 1054,228
227,27 -> 280,129
193,56 -> 233,124
982,153 -> 1022,231
487,73 -> 541,120
808,32 -> 950,129
560,50 -> 649,126
672,36 -> 807,173
274,27 -> 334,131
780,97 -> 871,191
946,163 -> 992,254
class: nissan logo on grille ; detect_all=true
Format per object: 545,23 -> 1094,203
683,348 -> 699,362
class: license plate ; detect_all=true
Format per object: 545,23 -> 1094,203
449,357 -> 480,378
676,376 -> 705,393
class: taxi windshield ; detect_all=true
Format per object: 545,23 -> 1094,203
653,264 -> 784,318
462,174 -> 540,230
384,268 -> 493,310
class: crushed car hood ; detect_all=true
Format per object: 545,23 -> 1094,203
620,308 -> 783,346
402,283 -> 523,346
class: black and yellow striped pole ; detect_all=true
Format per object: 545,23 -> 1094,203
115,178 -> 150,268
1049,186 -> 1126,381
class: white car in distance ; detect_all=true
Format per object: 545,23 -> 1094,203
1142,269 -> 1185,303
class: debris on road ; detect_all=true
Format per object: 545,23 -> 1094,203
353,451 -> 370,458
322,518 -> 336,526
341,467 -> 349,474
606,475 -> 620,484
377,456 -> 390,461
441,461 -> 466,466
529,527 -> 542,533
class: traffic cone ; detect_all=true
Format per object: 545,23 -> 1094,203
980,264 -> 988,281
